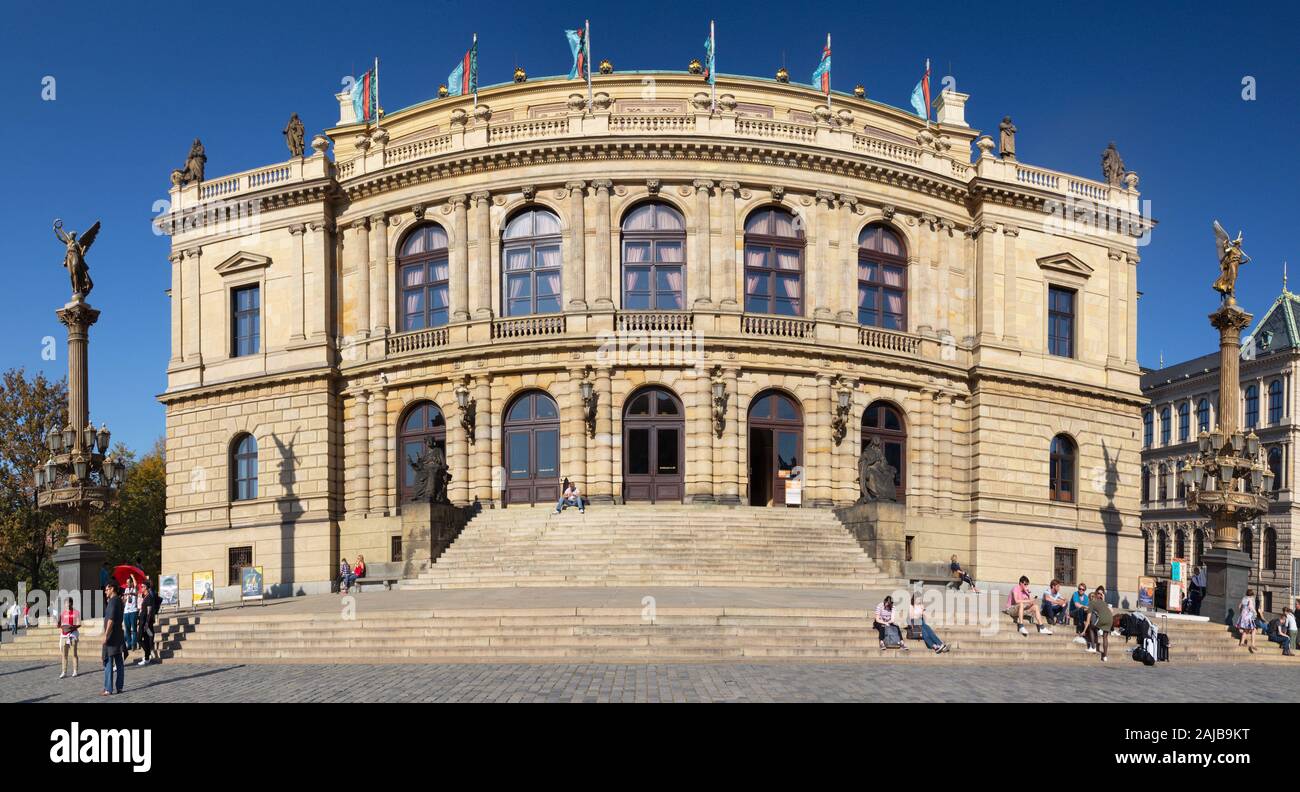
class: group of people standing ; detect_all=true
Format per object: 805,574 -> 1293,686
57,575 -> 161,695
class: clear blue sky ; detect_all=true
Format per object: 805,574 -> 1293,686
2,0 -> 1297,452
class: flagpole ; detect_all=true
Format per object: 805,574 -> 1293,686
374,56 -> 381,130
710,20 -> 716,114
472,33 -> 478,109
825,33 -> 832,114
585,19 -> 593,112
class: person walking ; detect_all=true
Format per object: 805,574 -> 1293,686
136,581 -> 160,666
122,577 -> 139,653
58,598 -> 81,679
1285,607 -> 1298,658
908,593 -> 950,654
100,583 -> 126,696
1237,589 -> 1258,654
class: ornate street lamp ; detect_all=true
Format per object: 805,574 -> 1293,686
454,378 -> 476,446
1184,221 -> 1265,622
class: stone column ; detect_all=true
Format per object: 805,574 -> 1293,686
449,195 -> 470,321
470,192 -> 493,319
916,215 -> 936,336
1126,254 -> 1139,365
470,377 -> 493,506
566,371 -> 588,497
936,222 -> 952,336
692,180 -> 714,307
345,220 -> 370,340
721,366 -> 742,504
975,224 -> 999,343
690,368 -> 714,503
813,191 -> 835,319
369,214 -> 389,336
716,182 -> 739,308
1107,248 -> 1124,365
305,222 -> 333,343
1001,224 -> 1019,344
917,389 -> 935,513
353,392 -> 371,513
590,180 -> 614,307
168,253 -> 183,363
450,383 -> 470,505
810,374 -> 833,507
368,389 -> 389,514
591,367 -> 615,502
838,196 -> 859,321
936,393 -> 953,514
182,248 -> 202,363
565,181 -> 587,309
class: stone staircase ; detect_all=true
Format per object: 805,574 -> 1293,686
404,505 -> 900,590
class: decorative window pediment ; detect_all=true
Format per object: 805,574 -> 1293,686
214,251 -> 272,276
1037,252 -> 1093,279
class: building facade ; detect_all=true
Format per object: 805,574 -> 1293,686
157,71 -> 1148,600
1141,287 -> 1300,612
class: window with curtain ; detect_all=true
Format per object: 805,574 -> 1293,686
231,433 -> 258,501
398,224 -> 451,331
502,207 -> 563,317
1047,286 -> 1075,357
1177,403 -> 1189,443
1245,384 -> 1259,429
1196,398 -> 1210,433
621,203 -> 685,310
857,224 -> 907,330
1159,407 -> 1171,445
1268,379 -> 1283,424
1049,434 -> 1076,503
743,207 -> 804,316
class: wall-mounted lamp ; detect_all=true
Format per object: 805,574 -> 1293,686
579,369 -> 597,438
454,377 -> 476,445
831,377 -> 853,446
711,367 -> 728,439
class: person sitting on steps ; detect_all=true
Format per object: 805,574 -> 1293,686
554,477 -> 585,514
1069,583 -> 1091,642
908,593 -> 950,654
873,595 -> 908,651
1005,576 -> 1053,636
1265,613 -> 1295,656
1040,579 -> 1069,625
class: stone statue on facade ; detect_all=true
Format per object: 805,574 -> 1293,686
410,438 -> 452,504
171,138 -> 206,186
856,436 -> 898,503
998,116 -> 1017,160
283,113 -> 306,157
1101,142 -> 1125,187
1212,220 -> 1250,302
53,219 -> 100,298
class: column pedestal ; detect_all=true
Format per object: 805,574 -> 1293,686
54,541 -> 107,607
1200,547 -> 1251,626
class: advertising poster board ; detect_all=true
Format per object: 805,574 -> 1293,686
192,570 -> 215,609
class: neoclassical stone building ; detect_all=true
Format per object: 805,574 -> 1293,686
157,70 -> 1148,600
1141,285 -> 1300,612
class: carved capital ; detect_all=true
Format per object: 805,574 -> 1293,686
592,179 -> 613,194
448,194 -> 469,209
692,179 -> 714,194
368,213 -> 387,227
1001,223 -> 1020,237
815,190 -> 836,206
349,218 -> 370,232
287,224 -> 306,236
718,180 -> 740,194
471,191 -> 491,206
564,181 -> 586,196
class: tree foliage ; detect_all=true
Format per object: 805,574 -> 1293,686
0,369 -> 67,591
92,438 -> 166,577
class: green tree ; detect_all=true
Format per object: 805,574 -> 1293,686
92,439 -> 166,577
0,368 -> 68,592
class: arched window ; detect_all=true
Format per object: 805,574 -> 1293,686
502,207 -> 563,317
1194,530 -> 1205,565
1176,460 -> 1186,500
1157,463 -> 1168,501
1159,407 -> 1171,445
1263,526 -> 1278,570
1049,434 -> 1076,503
857,224 -> 907,330
1196,398 -> 1210,433
1143,531 -> 1151,568
1157,530 -> 1167,565
231,434 -> 258,501
621,203 -> 685,310
743,207 -> 804,316
1268,379 -> 1284,424
1141,466 -> 1151,503
863,401 -> 906,497
398,223 -> 450,330
1143,411 -> 1153,447
398,402 -> 446,503
1245,384 -> 1259,429
1268,446 -> 1284,490
1175,529 -> 1186,560
1241,527 -> 1254,558
1177,403 -> 1190,443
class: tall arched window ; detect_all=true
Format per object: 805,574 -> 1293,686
1245,384 -> 1259,429
1157,463 -> 1168,501
744,207 -> 804,316
1157,530 -> 1167,565
1194,530 -> 1205,565
1241,527 -> 1254,558
862,401 -> 906,497
1141,466 -> 1151,503
1177,403 -> 1190,443
1049,434 -> 1076,503
502,207 -> 563,317
1175,529 -> 1186,560
1263,526 -> 1278,570
621,203 -> 685,310
1143,531 -> 1151,568
398,223 -> 451,330
857,224 -> 907,330
231,434 -> 258,501
1159,406 -> 1171,445
1268,379 -> 1284,424
1196,398 -> 1210,433
398,402 -> 446,503
1176,460 -> 1186,500
1143,411 -> 1153,447
1268,446 -> 1284,490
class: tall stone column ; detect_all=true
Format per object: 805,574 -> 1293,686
692,180 -> 714,307
1107,248 -> 1124,365
722,366 -> 742,504
368,389 -> 389,514
690,368 -> 714,503
168,253 -> 183,364
917,389 -> 935,514
813,192 -> 835,319
306,222 -> 332,342
1001,224 -> 1019,344
181,248 -> 202,363
936,222 -> 952,336
916,215 -> 936,336
450,196 -> 470,322
450,383 -> 470,505
368,214 -> 389,336
345,220 -> 370,340
564,370 -> 588,495
837,196 -> 859,321
936,393 -> 953,514
1126,254 -> 1139,365
470,192 -> 493,319
590,180 -> 614,307
565,181 -> 587,309
810,374 -> 833,507
471,377 -> 494,507
591,367 -> 615,502
716,182 -> 739,308
974,224 -> 999,343
353,392 -> 371,513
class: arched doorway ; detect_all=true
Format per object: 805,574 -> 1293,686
398,402 -> 447,504
747,390 -> 803,507
622,386 -> 684,503
502,390 -> 561,506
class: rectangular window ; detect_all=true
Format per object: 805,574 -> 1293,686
1053,547 -> 1078,586
391,536 -> 403,564
228,546 -> 253,587
232,285 -> 260,357
1047,286 -> 1075,358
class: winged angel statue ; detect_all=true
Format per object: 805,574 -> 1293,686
54,219 -> 100,298
1212,220 -> 1249,303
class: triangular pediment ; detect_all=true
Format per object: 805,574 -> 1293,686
1036,252 -> 1094,278
214,251 -> 272,275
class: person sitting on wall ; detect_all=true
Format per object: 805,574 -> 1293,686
1004,576 -> 1053,636
339,557 -> 355,595
554,478 -> 585,514
949,555 -> 978,593
1041,579 -> 1069,625
352,555 -> 367,591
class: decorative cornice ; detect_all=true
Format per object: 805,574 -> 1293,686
213,251 -> 272,276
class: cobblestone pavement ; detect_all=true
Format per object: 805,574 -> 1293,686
6,660 -> 1300,703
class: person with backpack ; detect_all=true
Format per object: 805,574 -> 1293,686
907,593 -> 950,654
1082,586 -> 1113,662
873,595 -> 908,651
